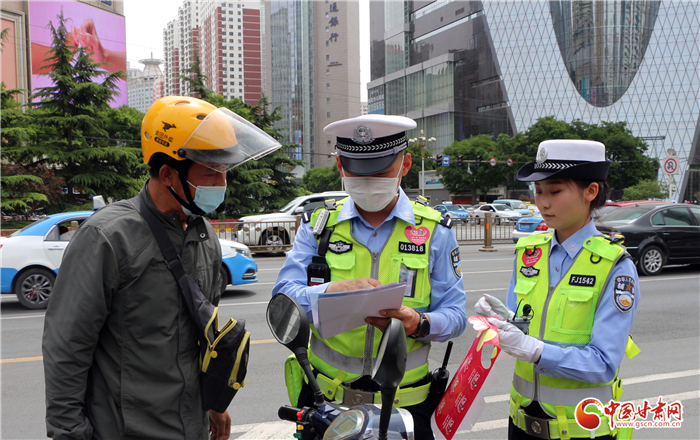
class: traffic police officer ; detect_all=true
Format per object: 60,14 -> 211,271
475,140 -> 641,439
273,114 -> 467,439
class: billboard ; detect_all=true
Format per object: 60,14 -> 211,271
30,1 -> 126,107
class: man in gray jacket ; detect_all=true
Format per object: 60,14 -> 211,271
42,96 -> 281,440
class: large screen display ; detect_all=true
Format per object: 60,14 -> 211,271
30,1 -> 127,107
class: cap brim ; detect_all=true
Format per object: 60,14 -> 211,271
517,161 -> 611,182
339,153 -> 400,176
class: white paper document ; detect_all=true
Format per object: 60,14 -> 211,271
311,282 -> 407,339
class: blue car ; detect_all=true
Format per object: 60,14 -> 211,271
433,204 -> 471,219
512,216 -> 552,243
0,211 -> 257,309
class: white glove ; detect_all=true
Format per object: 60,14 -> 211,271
474,294 -> 515,320
488,318 -> 544,363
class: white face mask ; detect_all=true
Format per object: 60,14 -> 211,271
342,164 -> 402,212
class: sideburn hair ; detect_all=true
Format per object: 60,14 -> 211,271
564,179 -> 610,215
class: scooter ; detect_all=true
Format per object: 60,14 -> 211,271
266,293 -> 415,440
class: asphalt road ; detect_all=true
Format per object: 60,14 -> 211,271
2,244 -> 699,439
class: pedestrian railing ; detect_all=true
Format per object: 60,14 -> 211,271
210,218 -> 301,253
209,214 -> 513,254
452,216 -> 515,244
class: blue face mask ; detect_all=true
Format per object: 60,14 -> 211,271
181,181 -> 226,215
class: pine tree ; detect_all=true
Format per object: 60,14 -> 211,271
5,10 -> 143,205
180,50 -> 211,100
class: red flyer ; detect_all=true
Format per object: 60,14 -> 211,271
432,316 -> 501,439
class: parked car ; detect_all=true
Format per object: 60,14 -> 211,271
459,204 -> 473,211
1,212 -> 13,221
470,204 -> 523,223
595,203 -> 700,276
237,191 -> 348,252
595,200 -> 661,219
0,211 -> 258,309
434,204 -> 471,219
493,199 -> 532,217
512,216 -> 552,243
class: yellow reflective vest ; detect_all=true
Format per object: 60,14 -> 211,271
306,200 -> 440,400
509,233 -> 638,439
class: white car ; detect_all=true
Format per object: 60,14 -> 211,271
470,204 -> 523,224
0,210 -> 257,309
238,191 -> 347,252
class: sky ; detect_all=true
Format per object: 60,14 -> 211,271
123,0 -> 371,101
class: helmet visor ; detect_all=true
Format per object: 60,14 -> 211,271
181,108 -> 282,171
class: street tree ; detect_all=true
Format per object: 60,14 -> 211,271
0,164 -> 63,213
5,10 -> 141,207
303,165 -> 341,193
439,135 -> 507,203
180,50 -> 212,100
623,179 -> 668,201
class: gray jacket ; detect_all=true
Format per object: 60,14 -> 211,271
43,186 -> 222,440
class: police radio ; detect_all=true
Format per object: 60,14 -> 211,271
307,209 -> 333,287
508,300 -> 533,334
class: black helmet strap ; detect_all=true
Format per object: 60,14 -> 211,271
167,160 -> 206,216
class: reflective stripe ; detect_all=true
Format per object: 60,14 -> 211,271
513,374 -> 535,399
514,373 -> 613,407
539,382 -> 613,407
310,334 -> 429,374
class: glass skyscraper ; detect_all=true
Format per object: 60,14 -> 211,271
369,1 -> 699,201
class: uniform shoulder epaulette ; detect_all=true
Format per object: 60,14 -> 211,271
439,216 -> 454,229
302,211 -> 312,223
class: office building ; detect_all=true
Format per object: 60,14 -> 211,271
264,0 -> 361,170
368,1 -> 699,201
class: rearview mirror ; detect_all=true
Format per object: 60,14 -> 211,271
372,318 -> 407,440
266,293 -> 325,406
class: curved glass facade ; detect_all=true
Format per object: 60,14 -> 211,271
550,1 -> 660,107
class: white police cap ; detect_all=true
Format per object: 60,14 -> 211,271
517,140 -> 611,182
324,114 -> 417,176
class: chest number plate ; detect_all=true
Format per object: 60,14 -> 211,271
399,241 -> 425,254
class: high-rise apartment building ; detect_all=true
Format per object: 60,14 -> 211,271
263,0 -> 360,170
163,0 -> 262,105
368,0 -> 699,202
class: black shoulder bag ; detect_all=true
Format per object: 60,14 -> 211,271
132,199 -> 250,413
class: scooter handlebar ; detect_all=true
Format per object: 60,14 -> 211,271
278,405 -> 301,423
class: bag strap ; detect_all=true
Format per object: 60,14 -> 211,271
130,197 -> 187,280
129,197 -> 207,319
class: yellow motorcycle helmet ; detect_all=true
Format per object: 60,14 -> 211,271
141,96 -> 282,171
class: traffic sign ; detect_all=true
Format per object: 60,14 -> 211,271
442,155 -> 450,167
662,157 -> 679,175
506,158 -> 514,167
489,158 -> 497,167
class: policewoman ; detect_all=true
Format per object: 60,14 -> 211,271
475,140 -> 640,439
272,115 -> 467,439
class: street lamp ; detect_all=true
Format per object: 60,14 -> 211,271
408,130 -> 436,197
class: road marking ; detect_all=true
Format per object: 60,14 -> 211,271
0,356 -> 43,364
227,390 -> 700,438
480,369 -> 700,404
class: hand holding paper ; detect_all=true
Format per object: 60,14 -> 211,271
312,283 -> 407,339
365,305 -> 422,336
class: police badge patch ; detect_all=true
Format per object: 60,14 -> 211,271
613,275 -> 635,313
328,241 -> 353,254
450,247 -> 462,279
520,266 -> 540,277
